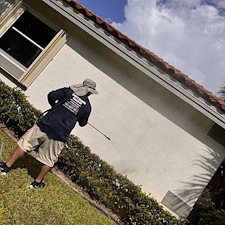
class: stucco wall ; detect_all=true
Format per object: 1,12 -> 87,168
1,0 -> 225,217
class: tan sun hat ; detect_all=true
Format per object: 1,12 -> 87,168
70,78 -> 98,96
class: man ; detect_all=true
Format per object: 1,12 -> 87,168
0,78 -> 98,188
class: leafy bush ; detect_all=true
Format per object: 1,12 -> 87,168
198,207 -> 225,225
196,193 -> 225,225
188,188 -> 225,225
0,80 -> 41,137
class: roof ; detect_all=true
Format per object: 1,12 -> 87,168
63,0 -> 225,113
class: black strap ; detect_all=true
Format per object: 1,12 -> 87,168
34,109 -> 50,125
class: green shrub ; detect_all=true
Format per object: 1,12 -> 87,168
0,80 -> 41,137
189,188 -> 225,225
198,208 -> 225,225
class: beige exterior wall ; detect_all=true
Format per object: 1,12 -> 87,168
1,0 -> 225,217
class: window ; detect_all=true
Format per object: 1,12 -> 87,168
1,11 -> 57,71
0,1 -> 67,87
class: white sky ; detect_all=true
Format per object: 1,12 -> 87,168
112,0 -> 225,96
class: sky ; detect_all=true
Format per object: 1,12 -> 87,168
76,0 -> 225,96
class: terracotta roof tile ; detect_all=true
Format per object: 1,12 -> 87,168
63,0 -> 225,114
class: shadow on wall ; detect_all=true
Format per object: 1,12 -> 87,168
161,147 -> 222,218
178,147 -> 221,203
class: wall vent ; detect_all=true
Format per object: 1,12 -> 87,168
161,191 -> 192,218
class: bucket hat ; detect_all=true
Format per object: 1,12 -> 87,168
70,78 -> 98,96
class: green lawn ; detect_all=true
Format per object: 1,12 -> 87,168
0,130 -> 116,225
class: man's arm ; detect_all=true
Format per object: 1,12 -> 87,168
47,88 -> 66,107
78,111 -> 91,127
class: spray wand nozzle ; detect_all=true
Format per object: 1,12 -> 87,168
88,123 -> 111,140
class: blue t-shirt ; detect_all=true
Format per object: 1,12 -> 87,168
37,87 -> 91,142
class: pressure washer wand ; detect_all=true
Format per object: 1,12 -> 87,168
88,123 -> 111,140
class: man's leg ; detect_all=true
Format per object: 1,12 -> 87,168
6,146 -> 25,168
35,164 -> 52,183
0,146 -> 25,175
30,137 -> 64,188
30,164 -> 52,188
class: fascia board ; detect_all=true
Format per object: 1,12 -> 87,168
42,0 -> 225,129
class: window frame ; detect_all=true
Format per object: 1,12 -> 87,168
0,0 -> 67,88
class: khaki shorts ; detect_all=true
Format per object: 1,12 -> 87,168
17,125 -> 64,167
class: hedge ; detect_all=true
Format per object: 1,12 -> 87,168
0,80 -> 41,137
188,188 -> 225,225
0,79 -> 184,224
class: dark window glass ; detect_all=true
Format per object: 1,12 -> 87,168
13,11 -> 57,48
0,28 -> 42,68
0,11 -> 57,68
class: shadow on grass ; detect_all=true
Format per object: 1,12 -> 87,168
10,153 -> 43,180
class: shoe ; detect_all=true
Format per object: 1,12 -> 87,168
0,161 -> 11,175
29,181 -> 45,189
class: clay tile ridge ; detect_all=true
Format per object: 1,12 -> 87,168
63,0 -> 225,113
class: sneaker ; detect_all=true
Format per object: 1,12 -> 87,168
29,181 -> 45,189
0,161 -> 11,175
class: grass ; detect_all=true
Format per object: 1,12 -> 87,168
0,130 -> 116,225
